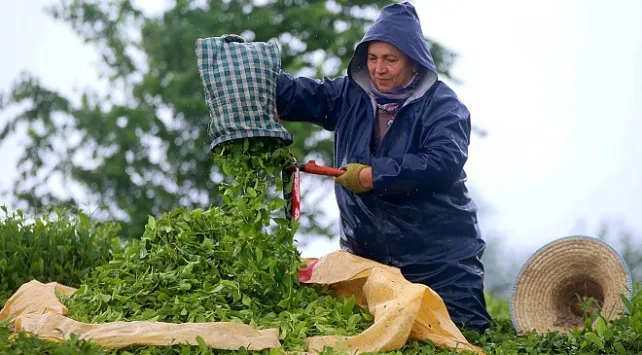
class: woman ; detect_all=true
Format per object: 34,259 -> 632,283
275,2 -> 491,332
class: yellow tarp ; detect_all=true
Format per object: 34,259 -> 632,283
299,251 -> 483,354
0,250 -> 483,354
0,281 -> 281,351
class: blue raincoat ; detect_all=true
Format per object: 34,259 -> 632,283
276,2 -> 491,332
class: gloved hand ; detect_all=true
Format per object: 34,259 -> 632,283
223,34 -> 245,43
335,163 -> 371,194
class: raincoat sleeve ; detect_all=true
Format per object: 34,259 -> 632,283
370,97 -> 471,196
275,70 -> 346,131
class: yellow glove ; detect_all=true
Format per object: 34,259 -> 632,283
335,163 -> 371,194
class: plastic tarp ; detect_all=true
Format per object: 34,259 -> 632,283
298,251 -> 483,354
0,250 -> 483,354
0,281 -> 280,351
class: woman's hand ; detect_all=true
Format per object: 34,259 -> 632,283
359,167 -> 373,190
335,163 -> 372,194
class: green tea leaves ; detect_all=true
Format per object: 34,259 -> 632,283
54,138 -> 372,352
0,208 -> 121,306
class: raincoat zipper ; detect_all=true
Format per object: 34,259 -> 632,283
365,95 -> 392,265
369,95 -> 416,266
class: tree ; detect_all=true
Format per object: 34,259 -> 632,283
0,0 -> 461,240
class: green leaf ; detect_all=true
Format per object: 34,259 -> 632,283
620,293 -> 633,312
584,332 -> 604,349
222,162 -> 232,176
595,316 -> 607,337
242,294 -> 252,307
343,296 -> 356,315
147,216 -> 156,231
614,341 -> 627,355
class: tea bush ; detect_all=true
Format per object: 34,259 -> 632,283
0,206 -> 122,306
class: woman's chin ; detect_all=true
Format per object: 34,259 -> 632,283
375,82 -> 393,92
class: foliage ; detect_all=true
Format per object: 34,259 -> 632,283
0,0 -> 459,241
60,138 -> 372,352
0,206 -> 121,306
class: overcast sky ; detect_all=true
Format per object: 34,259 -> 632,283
1,0 -> 641,260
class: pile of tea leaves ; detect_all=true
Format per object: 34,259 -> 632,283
61,138 -> 373,353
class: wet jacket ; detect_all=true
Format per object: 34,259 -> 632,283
276,1 -> 491,331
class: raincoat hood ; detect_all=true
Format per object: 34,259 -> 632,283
348,2 -> 438,99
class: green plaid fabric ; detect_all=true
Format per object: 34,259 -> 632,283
195,36 -> 293,150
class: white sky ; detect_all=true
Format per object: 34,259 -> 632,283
1,0 -> 641,261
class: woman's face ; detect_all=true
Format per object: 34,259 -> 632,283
367,41 -> 416,93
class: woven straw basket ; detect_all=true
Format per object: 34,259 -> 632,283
510,235 -> 633,334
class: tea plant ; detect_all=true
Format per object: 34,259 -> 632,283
0,206 -> 121,306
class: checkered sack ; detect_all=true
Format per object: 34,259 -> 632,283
195,36 -> 292,150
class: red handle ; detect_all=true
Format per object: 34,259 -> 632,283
290,167 -> 301,221
300,160 -> 345,177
